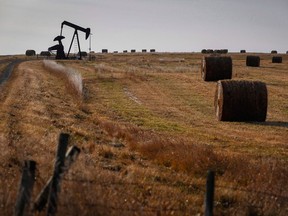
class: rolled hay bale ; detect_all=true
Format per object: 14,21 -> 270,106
201,56 -> 232,81
40,51 -> 51,56
131,49 -> 136,53
214,80 -> 267,121
271,50 -> 277,54
240,50 -> 246,53
286,51 -> 288,54
150,49 -> 156,52
221,49 -> 228,54
102,49 -> 108,53
123,50 -> 128,53
78,51 -> 88,57
272,56 -> 282,63
142,49 -> 147,53
207,49 -> 214,54
246,56 -> 260,67
201,49 -> 207,54
25,49 -> 36,56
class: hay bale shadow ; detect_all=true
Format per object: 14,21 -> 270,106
248,121 -> 288,128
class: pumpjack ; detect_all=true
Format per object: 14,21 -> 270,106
48,21 -> 91,60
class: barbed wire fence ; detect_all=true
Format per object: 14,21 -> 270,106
11,133 -> 288,216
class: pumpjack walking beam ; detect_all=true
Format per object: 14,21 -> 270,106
60,21 -> 91,60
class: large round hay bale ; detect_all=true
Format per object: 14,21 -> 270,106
214,80 -> 267,122
150,49 -> 156,53
131,49 -> 136,53
25,50 -> 36,56
201,56 -> 232,81
40,51 -> 51,56
142,49 -> 147,53
102,49 -> 108,53
272,56 -> 282,63
240,50 -> 246,53
286,51 -> 288,54
246,56 -> 260,67
271,50 -> 277,54
123,50 -> 128,53
201,49 -> 207,54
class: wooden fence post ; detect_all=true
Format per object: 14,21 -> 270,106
205,170 -> 215,216
33,145 -> 80,212
14,160 -> 36,216
46,133 -> 69,216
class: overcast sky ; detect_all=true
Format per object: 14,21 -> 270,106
0,0 -> 287,55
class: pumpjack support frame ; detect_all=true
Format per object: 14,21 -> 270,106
60,21 -> 91,60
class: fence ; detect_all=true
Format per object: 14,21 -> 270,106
13,136 -> 288,215
14,133 -> 80,216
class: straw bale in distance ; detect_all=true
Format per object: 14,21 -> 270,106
246,56 -> 260,67
272,56 -> 282,63
40,51 -> 51,57
201,56 -> 232,81
25,50 -> 36,56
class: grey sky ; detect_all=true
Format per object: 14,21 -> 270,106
0,0 -> 287,55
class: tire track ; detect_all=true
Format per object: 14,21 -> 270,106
0,59 -> 25,86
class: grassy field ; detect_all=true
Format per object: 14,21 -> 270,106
0,52 -> 287,215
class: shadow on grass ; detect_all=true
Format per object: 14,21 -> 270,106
248,121 -> 288,128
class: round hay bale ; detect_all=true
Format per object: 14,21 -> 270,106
221,49 -> 228,54
207,49 -> 214,54
215,80 -> 267,122
201,49 -> 207,54
272,56 -> 282,63
150,49 -> 156,52
40,51 -> 51,56
123,50 -> 128,53
78,51 -> 88,57
131,49 -> 136,53
246,56 -> 260,67
113,51 -> 118,54
240,50 -> 246,53
201,56 -> 232,81
25,50 -> 36,56
102,49 -> 108,53
271,50 -> 277,54
142,49 -> 147,53
286,51 -> 288,54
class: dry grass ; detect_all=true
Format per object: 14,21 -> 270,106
43,60 -> 83,99
0,53 -> 287,215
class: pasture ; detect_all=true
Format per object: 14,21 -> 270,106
0,52 -> 287,215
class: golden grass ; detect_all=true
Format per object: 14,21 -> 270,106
0,53 -> 287,215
